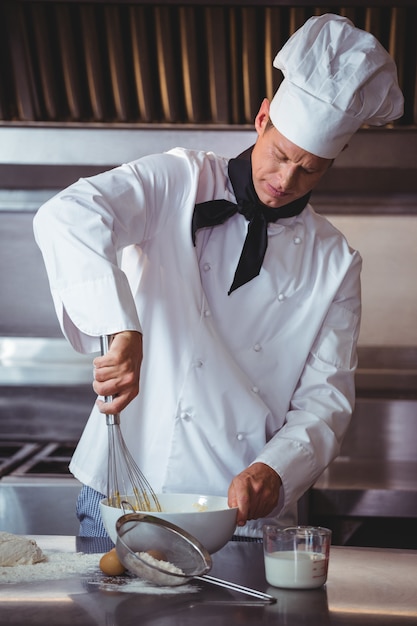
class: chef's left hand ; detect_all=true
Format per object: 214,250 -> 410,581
228,462 -> 282,526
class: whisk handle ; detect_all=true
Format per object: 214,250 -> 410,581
100,334 -> 121,426
99,334 -> 112,361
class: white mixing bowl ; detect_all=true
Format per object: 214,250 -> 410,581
100,493 -> 238,554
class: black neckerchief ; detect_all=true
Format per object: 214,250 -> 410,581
193,147 -> 310,294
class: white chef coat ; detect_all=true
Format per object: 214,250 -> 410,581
33,147 -> 361,537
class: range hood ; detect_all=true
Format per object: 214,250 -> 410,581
0,1 -> 416,197
1,1 -> 416,127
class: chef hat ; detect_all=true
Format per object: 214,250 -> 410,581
269,13 -> 404,159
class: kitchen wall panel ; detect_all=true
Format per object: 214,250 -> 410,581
327,213 -> 417,347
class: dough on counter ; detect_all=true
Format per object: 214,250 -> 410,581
0,532 -> 46,566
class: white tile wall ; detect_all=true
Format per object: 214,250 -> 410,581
327,214 -> 417,347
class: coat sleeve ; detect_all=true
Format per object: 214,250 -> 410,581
254,248 -> 362,515
33,152 -> 195,353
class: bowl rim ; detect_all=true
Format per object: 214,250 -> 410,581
100,493 -> 238,515
115,512 -> 212,579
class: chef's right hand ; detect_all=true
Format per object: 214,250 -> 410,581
93,330 -> 143,414
228,462 -> 281,526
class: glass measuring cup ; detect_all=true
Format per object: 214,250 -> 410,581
263,525 -> 331,589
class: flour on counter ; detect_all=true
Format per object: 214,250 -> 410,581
119,579 -> 199,595
0,551 -> 200,593
0,550 -> 101,584
88,576 -> 199,595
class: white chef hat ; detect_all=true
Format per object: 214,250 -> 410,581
269,13 -> 404,159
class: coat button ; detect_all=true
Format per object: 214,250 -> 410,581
180,411 -> 191,421
194,359 -> 204,368
236,433 -> 245,441
293,236 -> 302,245
203,262 -> 211,271
204,309 -> 211,317
252,385 -> 259,394
277,293 -> 285,302
253,343 -> 262,352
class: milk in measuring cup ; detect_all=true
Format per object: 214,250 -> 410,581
264,550 -> 328,589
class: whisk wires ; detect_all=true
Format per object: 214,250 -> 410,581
106,412 -> 161,511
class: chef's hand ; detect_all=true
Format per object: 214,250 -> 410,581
93,330 -> 142,414
228,462 -> 282,527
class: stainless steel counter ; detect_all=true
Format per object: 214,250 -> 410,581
0,536 -> 416,625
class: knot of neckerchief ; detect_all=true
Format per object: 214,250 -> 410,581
192,147 -> 311,295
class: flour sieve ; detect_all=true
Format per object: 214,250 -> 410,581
115,513 -> 276,603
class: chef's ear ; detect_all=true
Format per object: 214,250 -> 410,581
255,99 -> 270,134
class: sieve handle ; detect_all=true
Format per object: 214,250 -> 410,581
196,575 -> 276,604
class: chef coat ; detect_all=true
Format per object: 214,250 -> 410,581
33,147 -> 361,537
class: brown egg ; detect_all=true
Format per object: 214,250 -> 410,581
99,548 -> 126,576
146,549 -> 167,562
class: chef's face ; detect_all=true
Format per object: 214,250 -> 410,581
251,99 -> 333,208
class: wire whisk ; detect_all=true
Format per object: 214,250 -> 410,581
100,335 -> 161,512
